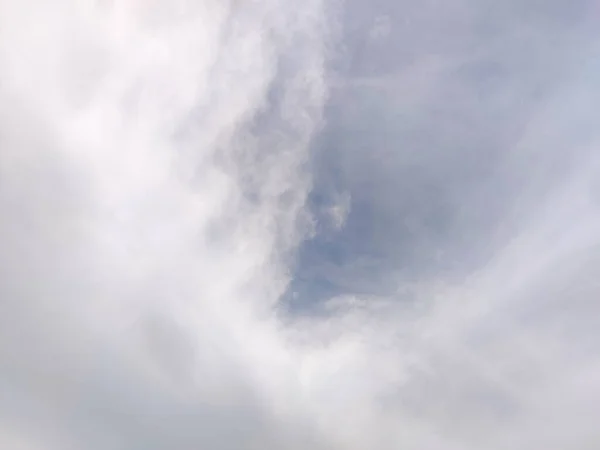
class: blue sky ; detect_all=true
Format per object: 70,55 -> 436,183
287,0 -> 600,311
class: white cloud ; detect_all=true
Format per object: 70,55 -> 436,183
2,1 -> 600,449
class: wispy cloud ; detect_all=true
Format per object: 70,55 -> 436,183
2,1 -> 600,449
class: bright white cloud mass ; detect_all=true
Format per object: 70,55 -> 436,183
1,0 -> 600,449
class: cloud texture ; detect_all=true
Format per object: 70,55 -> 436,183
1,0 -> 600,449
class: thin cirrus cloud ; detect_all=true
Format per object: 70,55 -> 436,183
1,1 -> 600,449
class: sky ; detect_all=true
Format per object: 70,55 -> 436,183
1,0 -> 600,449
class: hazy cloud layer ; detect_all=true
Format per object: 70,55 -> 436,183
2,1 -> 600,449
